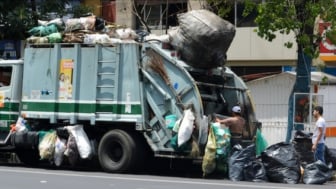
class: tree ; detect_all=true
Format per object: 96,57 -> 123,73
0,0 -> 34,39
0,0 -> 70,40
207,0 -> 336,142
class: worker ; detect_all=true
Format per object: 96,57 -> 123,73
216,105 -> 245,148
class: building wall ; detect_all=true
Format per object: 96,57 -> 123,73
115,0 -> 135,28
112,1 -> 297,66
247,73 -> 295,122
226,27 -> 297,67
247,73 -> 336,145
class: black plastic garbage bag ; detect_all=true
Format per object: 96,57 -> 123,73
325,146 -> 336,170
228,144 -> 256,181
261,142 -> 301,184
243,160 -> 268,182
303,160 -> 333,184
292,131 -> 314,166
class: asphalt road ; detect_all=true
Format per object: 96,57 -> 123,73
0,162 -> 335,189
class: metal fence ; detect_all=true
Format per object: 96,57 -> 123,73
261,121 -> 336,148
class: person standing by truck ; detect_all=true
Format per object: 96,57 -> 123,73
216,105 -> 245,148
312,106 -> 326,163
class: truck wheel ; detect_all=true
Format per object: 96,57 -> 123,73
98,129 -> 138,173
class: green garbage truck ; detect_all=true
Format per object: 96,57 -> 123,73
0,40 -> 260,173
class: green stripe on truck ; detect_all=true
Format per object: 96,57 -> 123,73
21,101 -> 142,114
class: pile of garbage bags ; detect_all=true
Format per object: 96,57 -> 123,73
202,127 -> 336,184
39,125 -> 93,166
11,116 -> 93,166
26,15 -> 138,44
27,9 -> 235,70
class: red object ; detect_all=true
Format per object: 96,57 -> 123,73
319,22 -> 336,54
102,1 -> 116,23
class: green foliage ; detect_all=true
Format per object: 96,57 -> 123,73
207,0 -> 336,58
72,4 -> 94,18
38,0 -> 70,19
326,30 -> 336,45
0,0 -> 34,39
0,0 -> 70,40
254,0 -> 336,58
206,0 -> 234,18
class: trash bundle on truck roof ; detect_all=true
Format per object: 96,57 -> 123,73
169,9 -> 236,69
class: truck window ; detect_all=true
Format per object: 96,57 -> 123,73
0,66 -> 12,87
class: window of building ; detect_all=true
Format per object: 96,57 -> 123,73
135,0 -> 188,30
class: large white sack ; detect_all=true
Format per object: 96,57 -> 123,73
66,125 -> 92,159
177,109 -> 195,147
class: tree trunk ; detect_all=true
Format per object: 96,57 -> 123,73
286,47 -> 311,142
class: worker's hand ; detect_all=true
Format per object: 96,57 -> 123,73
312,144 -> 317,152
215,117 -> 221,123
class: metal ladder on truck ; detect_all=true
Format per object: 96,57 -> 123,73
94,44 -> 120,122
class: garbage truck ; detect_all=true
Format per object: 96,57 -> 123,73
0,40 -> 259,173
0,8 -> 261,173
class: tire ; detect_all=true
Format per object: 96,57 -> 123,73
98,129 -> 139,173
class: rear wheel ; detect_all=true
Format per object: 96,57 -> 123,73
98,129 -> 140,173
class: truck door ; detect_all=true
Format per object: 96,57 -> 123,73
0,60 -> 23,139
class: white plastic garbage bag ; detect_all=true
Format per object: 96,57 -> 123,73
65,125 -> 92,159
14,116 -> 28,132
54,136 -> 67,166
177,108 -> 195,147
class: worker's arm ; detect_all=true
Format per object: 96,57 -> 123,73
312,127 -> 323,151
215,117 -> 231,124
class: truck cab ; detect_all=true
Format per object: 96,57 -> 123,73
0,59 -> 23,146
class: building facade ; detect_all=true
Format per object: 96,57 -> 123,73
100,0 -> 298,75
